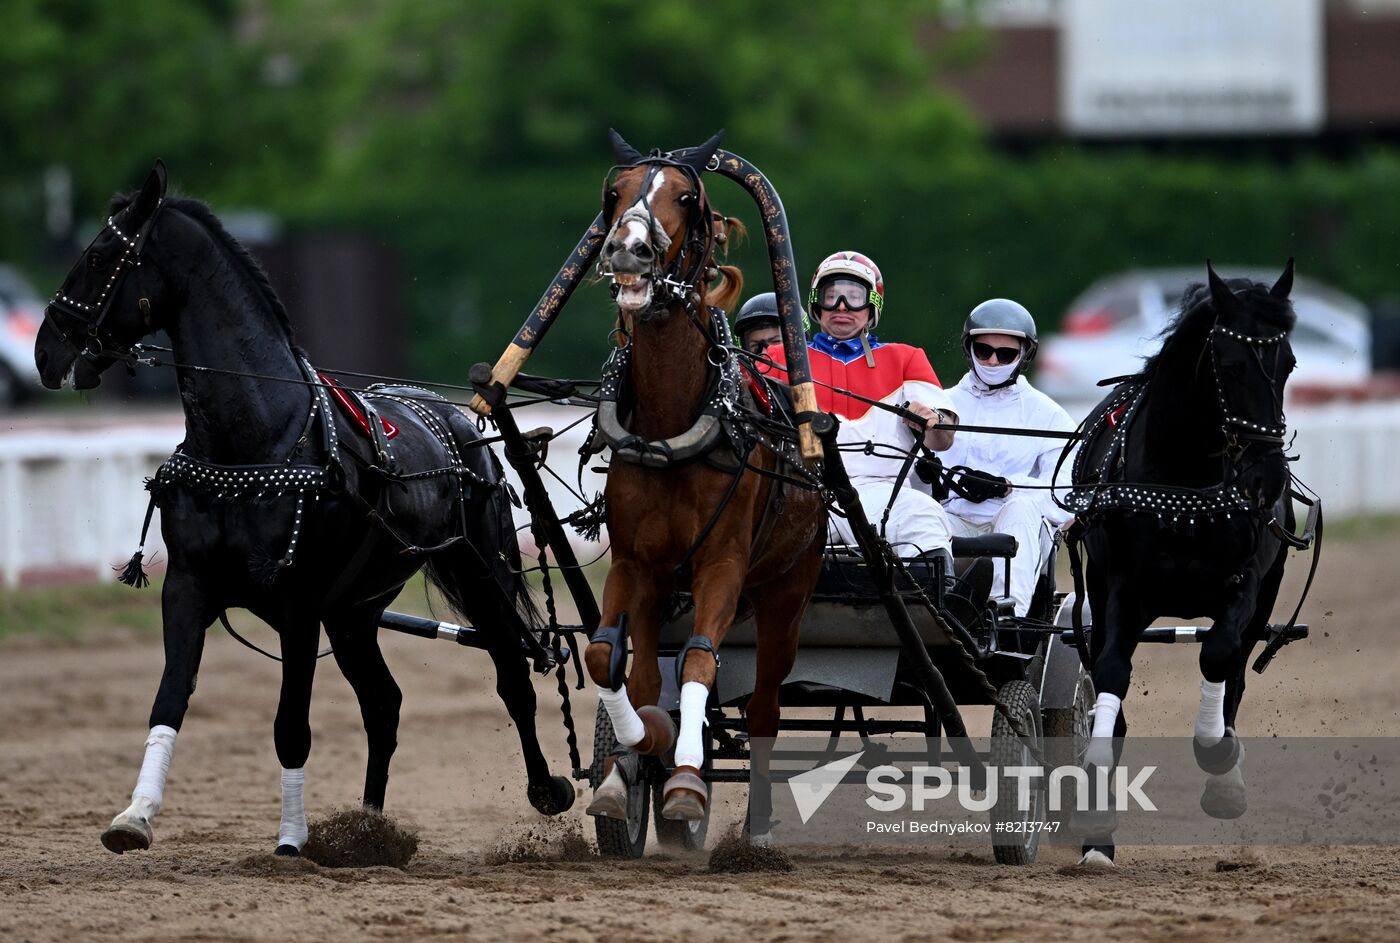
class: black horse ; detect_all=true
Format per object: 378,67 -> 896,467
35,162 -> 574,856
1064,260 -> 1302,867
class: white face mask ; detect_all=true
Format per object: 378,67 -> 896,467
972,357 -> 1021,387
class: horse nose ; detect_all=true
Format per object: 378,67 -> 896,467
631,241 -> 654,262
35,347 -> 47,373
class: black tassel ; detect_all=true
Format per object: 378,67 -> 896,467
115,550 -> 150,589
563,493 -> 607,542
248,552 -> 285,586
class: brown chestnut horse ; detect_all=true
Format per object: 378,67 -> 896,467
583,131 -> 825,836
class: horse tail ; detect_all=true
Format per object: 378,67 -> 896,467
423,416 -> 545,642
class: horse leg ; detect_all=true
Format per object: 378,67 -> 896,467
1193,569 -> 1263,781
323,611 -> 401,812
585,560 -> 672,819
271,617 -> 322,855
744,548 -> 822,842
102,571 -> 215,854
482,619 -> 576,816
1201,545 -> 1287,819
661,556 -> 748,822
1078,578 -> 1144,868
585,559 -> 672,752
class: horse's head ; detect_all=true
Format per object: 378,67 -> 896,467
36,161 -> 175,389
1202,259 -> 1298,507
599,129 -> 740,321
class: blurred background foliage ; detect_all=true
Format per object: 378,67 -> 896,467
2,0 -> 1397,380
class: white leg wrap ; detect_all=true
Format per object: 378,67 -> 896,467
130,725 -> 178,815
279,767 -> 309,850
598,684 -> 646,747
1085,693 -> 1122,769
675,681 -> 709,770
1195,679 -> 1226,745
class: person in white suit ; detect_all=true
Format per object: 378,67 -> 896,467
925,299 -> 1076,617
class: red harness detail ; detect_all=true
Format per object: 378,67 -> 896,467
319,373 -> 400,440
742,364 -> 772,415
1106,403 -> 1128,428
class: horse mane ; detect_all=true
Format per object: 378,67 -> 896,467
110,192 -> 300,347
706,215 -> 747,314
1140,278 -> 1296,376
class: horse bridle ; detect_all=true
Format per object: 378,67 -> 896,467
44,199 -> 165,363
596,154 -> 718,320
1207,320 -> 1291,468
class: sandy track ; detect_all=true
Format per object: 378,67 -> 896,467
1,530 -> 1398,942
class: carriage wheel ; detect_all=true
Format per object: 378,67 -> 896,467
990,679 -> 1045,865
652,719 -> 710,852
589,702 -> 649,859
1042,667 -> 1094,828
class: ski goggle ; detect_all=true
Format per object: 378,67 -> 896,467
971,341 -> 1023,365
811,277 -> 874,312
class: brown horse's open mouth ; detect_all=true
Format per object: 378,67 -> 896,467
612,271 -> 653,313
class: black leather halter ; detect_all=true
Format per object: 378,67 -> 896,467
45,199 -> 166,363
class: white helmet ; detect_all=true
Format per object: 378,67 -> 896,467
808,251 -> 885,329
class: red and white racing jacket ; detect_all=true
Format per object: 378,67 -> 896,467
764,333 -> 955,481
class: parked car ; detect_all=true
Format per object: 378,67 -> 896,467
0,265 -> 47,406
1034,267 -> 1371,412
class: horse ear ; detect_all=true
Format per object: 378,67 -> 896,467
679,129 -> 725,175
131,160 -> 167,219
1206,260 -> 1241,315
607,129 -> 644,166
1270,257 -> 1295,300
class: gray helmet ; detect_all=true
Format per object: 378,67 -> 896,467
734,292 -> 780,333
962,298 -> 1038,364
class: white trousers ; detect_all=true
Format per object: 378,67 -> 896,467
947,493 -> 1052,617
828,479 -> 953,558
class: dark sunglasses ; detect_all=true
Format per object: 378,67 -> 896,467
971,341 -> 1022,365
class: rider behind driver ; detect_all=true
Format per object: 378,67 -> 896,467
926,299 -> 1076,617
764,251 -> 993,613
734,292 -> 783,356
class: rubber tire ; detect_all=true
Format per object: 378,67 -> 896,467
652,718 -> 710,852
1042,668 -> 1094,829
990,679 -> 1045,865
589,702 -> 649,859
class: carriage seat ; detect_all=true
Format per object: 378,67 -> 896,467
949,534 -> 1018,559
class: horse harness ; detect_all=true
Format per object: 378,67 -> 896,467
1056,319 -> 1321,674
118,352 -> 508,664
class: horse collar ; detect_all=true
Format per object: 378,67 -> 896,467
594,308 -> 742,468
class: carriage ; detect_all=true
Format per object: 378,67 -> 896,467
459,142 -> 1312,864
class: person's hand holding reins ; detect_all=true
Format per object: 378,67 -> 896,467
904,401 -> 955,452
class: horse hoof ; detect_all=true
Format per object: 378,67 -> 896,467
1193,728 -> 1242,775
1071,807 -> 1119,838
274,844 -> 301,857
661,765 -> 708,821
1078,848 -> 1116,869
1201,778 -> 1248,820
101,813 -> 153,855
634,705 -> 676,757
529,775 -> 577,816
586,763 -> 631,820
